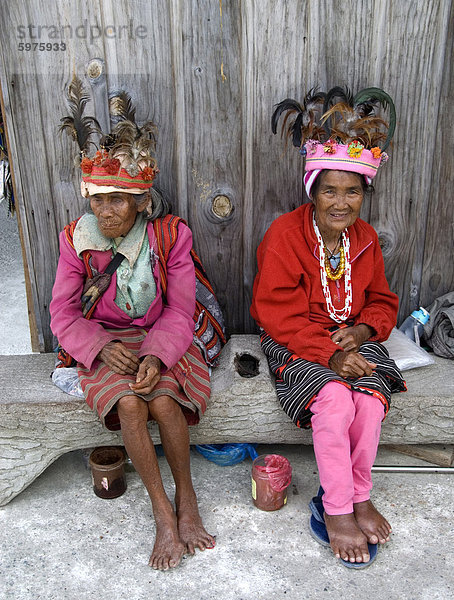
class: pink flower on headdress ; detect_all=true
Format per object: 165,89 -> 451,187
347,141 -> 364,158
141,166 -> 158,181
305,140 -> 319,155
323,140 -> 337,154
80,157 -> 94,174
370,147 -> 382,159
101,158 -> 121,174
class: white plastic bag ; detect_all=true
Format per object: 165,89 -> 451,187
51,366 -> 84,398
382,327 -> 435,371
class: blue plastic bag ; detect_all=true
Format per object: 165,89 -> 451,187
195,443 -> 258,466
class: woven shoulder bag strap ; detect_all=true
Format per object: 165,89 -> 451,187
64,217 -> 125,314
63,217 -> 94,279
152,214 -> 184,296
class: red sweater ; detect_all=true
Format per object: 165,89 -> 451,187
250,203 -> 398,368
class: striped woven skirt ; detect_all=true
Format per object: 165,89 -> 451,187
261,331 -> 406,429
78,328 -> 210,431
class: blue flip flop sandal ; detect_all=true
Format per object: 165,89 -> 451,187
308,491 -> 378,569
309,493 -> 325,524
309,513 -> 331,547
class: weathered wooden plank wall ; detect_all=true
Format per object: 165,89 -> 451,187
420,1 -> 454,307
0,0 -> 452,352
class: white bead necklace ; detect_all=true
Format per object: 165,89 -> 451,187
312,213 -> 352,323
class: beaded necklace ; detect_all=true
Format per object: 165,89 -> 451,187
324,245 -> 345,280
312,213 -> 352,323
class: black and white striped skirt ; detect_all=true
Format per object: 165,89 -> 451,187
261,331 -> 406,429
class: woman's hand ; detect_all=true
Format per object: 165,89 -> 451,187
331,324 -> 375,352
129,355 -> 162,395
329,349 -> 376,379
98,342 -> 140,375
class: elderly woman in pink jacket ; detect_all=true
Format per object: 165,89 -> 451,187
50,79 -> 215,571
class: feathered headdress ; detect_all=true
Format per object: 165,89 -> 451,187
60,76 -> 159,193
271,85 -> 396,194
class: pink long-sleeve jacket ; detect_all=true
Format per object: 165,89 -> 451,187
50,218 -> 195,371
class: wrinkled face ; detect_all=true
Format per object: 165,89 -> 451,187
312,170 -> 364,241
90,192 -> 148,238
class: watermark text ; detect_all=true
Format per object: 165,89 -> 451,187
16,19 -> 147,44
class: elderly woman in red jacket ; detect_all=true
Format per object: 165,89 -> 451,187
251,88 -> 405,568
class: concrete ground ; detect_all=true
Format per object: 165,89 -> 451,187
1,201 -> 454,599
0,200 -> 32,355
1,444 -> 454,600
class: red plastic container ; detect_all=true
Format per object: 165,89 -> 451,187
251,454 -> 292,511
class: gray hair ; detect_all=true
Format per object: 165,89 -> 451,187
136,186 -> 170,221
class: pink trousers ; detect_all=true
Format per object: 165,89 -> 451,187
311,381 -> 385,515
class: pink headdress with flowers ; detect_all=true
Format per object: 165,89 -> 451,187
271,86 -> 396,198
59,76 -> 159,197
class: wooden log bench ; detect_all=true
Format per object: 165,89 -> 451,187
1,334 -> 453,506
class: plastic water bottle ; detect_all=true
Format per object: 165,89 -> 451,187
398,307 -> 430,346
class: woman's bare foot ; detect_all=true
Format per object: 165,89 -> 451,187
354,499 -> 392,545
324,512 -> 370,564
149,511 -> 185,571
176,494 -> 216,555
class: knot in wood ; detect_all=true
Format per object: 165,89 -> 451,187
377,231 -> 393,258
211,195 -> 233,219
86,59 -> 104,80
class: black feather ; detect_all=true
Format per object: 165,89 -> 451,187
303,87 -> 327,109
110,90 -> 137,123
291,112 -> 304,147
320,86 -> 354,138
323,86 -> 353,113
353,88 -> 396,150
271,89 -> 326,148
271,99 -> 304,135
59,76 -> 101,153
